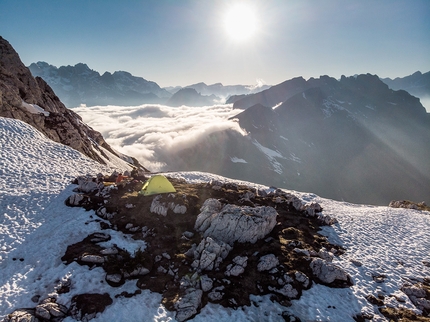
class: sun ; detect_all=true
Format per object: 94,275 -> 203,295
224,3 -> 258,42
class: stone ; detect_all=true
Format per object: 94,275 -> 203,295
318,248 -> 334,262
225,255 -> 248,276
183,231 -> 194,239
295,271 -> 310,288
2,309 -> 38,322
195,199 -> 278,245
269,284 -> 298,298
200,275 -> 213,292
106,273 -> 122,284
310,258 -> 351,285
35,301 -> 67,320
123,266 -> 150,278
89,232 -> 110,243
208,286 -> 225,301
68,193 -> 85,206
80,254 -> 105,264
302,202 -> 323,216
100,247 -> 118,255
150,195 -> 168,216
175,288 -> 203,322
76,177 -> 99,193
257,254 -> 279,272
192,237 -> 232,271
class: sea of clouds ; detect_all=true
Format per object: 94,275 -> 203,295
73,104 -> 246,171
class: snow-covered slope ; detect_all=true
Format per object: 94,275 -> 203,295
1,117 -> 429,321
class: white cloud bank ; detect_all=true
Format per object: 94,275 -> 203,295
74,104 -> 246,171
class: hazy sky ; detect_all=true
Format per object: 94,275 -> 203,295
1,0 -> 429,87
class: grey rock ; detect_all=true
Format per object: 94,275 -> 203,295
35,301 -> 67,320
195,199 -> 278,245
200,275 -> 213,292
295,271 -> 310,288
106,273 -> 122,284
257,254 -> 279,272
192,237 -> 232,271
269,284 -> 298,298
2,309 -> 39,322
80,254 -> 105,264
175,288 -> 203,322
310,258 -> 351,284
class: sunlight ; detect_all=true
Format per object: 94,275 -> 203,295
223,3 -> 258,42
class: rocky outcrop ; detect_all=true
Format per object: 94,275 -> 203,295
0,36 -> 131,166
195,198 -> 278,245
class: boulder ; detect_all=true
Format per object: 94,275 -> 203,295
150,195 -> 187,216
310,258 -> 351,285
174,288 -> 203,322
2,309 -> 39,322
195,199 -> 278,245
225,255 -> 248,276
257,254 -> 279,272
35,299 -> 67,320
200,275 -> 213,292
192,237 -> 232,271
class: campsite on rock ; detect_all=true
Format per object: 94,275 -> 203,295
62,173 -> 347,321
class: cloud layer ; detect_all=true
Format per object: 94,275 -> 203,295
73,104 -> 246,171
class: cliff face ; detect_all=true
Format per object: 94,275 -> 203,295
0,36 -> 120,165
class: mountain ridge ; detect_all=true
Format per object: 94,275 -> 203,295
168,74 -> 430,205
28,61 -> 172,107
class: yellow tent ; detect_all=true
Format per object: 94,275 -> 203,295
139,175 -> 176,196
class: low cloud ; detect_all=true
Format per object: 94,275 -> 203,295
74,104 -> 246,171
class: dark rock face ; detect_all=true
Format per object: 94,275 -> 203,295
28,61 -> 172,107
0,36 -> 122,165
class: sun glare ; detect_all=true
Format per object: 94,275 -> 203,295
224,3 -> 258,42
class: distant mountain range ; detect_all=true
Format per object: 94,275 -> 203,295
165,81 -> 271,98
167,74 -> 430,205
28,62 -> 172,107
381,71 -> 430,99
29,62 -> 270,107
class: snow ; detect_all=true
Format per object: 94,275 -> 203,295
230,156 -> 247,164
20,100 -> 49,116
1,116 -> 430,321
252,139 -> 285,174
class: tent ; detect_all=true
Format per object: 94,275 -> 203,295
139,175 -> 176,196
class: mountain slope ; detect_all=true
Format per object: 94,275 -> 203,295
0,36 -> 138,168
171,74 -> 430,205
28,61 -> 172,107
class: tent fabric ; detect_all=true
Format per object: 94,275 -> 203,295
139,175 -> 176,196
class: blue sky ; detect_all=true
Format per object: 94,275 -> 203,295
1,0 -> 429,87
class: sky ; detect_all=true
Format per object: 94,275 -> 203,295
0,0 -> 429,87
